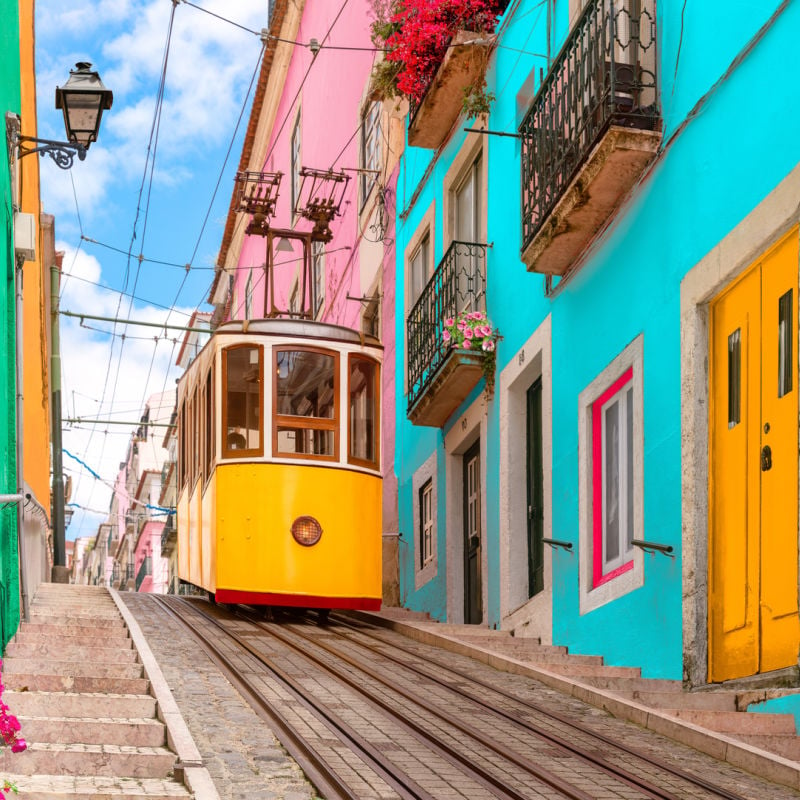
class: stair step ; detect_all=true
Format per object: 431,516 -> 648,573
25,614 -> 125,630
0,774 -> 191,799
541,663 -> 642,679
6,692 -> 157,720
20,717 -> 166,747
666,708 -> 797,734
5,642 -> 138,663
734,733 -> 800,761
3,659 -> 143,680
626,690 -> 739,712
0,743 -> 175,778
13,627 -> 133,648
577,676 -> 682,692
30,609 -> 123,621
4,673 -> 149,695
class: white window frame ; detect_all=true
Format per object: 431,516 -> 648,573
360,100 -> 382,209
290,111 -> 301,217
578,335 -> 644,615
409,232 -> 430,311
420,479 -> 434,567
413,450 -> 438,588
312,241 -> 325,318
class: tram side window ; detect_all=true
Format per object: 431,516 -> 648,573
204,369 -> 214,478
274,349 -> 338,459
178,401 -> 185,488
348,356 -> 379,467
223,345 -> 263,457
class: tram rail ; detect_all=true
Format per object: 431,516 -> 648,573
151,596 -> 776,800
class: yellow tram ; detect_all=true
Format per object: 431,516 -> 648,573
176,318 -> 382,610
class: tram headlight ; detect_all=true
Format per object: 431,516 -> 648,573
291,515 -> 323,546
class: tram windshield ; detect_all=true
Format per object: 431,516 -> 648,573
274,349 -> 338,458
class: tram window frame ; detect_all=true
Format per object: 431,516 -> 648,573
347,354 -> 380,469
199,380 -> 207,486
273,346 -> 339,462
221,344 -> 265,459
204,367 -> 214,483
178,400 -> 186,489
192,385 -> 201,486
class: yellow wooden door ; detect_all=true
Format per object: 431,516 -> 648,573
709,229 -> 800,682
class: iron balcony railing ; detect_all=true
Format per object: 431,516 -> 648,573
520,0 -> 659,251
407,240 -> 487,411
160,515 -> 175,554
135,556 -> 152,592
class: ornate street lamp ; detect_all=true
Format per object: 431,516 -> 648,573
7,62 -> 113,170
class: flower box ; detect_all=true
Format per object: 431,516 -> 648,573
407,30 -> 493,149
407,347 -> 485,427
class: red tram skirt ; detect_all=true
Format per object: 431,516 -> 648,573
214,589 -> 381,610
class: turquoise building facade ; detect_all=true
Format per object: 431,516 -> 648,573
394,0 -> 800,686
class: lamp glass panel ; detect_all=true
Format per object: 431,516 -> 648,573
63,93 -> 103,145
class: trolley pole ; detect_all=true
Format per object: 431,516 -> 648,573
50,263 -> 67,578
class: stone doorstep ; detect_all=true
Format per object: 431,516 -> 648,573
20,716 -> 166,748
0,773 -> 191,800
2,658 -> 143,679
0,742 -> 176,778
5,642 -> 139,663
357,611 -> 800,789
5,691 -> 157,719
14,627 -> 133,648
4,673 -> 150,695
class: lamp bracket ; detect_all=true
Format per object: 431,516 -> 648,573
13,132 -> 86,170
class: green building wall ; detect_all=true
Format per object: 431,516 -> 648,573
0,0 -> 23,649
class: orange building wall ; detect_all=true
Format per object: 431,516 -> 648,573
19,0 -> 51,511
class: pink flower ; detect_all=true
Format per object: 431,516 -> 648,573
462,339 -> 472,349
482,339 -> 495,352
444,317 -> 454,327
11,739 -> 26,754
463,327 -> 473,339
482,325 -> 493,337
443,330 -> 451,342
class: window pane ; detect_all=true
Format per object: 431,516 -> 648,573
205,371 -> 213,478
224,347 -> 262,452
625,386 -> 634,552
728,328 -> 741,427
420,480 -> 433,568
349,358 -> 377,464
410,235 -> 429,307
276,350 -> 335,418
604,400 -> 620,563
276,427 -> 335,456
779,290 -> 793,398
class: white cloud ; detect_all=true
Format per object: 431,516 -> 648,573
57,242 -> 194,538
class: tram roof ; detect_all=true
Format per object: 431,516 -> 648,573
213,318 -> 382,348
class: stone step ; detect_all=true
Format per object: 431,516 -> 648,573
506,651 -> 605,666
4,672 -> 149,695
20,716 -> 166,748
625,689 -> 739,712
0,742 -> 175,778
5,641 -> 138,663
1,774 -> 191,799
13,626 -> 133,648
575,675 -> 682,692
539,662 -> 643,679
454,637 -> 568,655
6,692 -> 156,720
30,608 -> 123,620
734,733 -> 800,761
25,614 -> 125,630
3,658 -> 143,680
665,708 -> 797,734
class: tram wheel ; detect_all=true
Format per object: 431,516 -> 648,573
317,609 -> 331,625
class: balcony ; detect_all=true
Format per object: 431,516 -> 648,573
161,515 -> 177,557
407,241 -> 487,427
408,30 -> 494,150
520,0 -> 660,276
135,556 -> 152,592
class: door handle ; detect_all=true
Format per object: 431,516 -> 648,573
761,444 -> 772,471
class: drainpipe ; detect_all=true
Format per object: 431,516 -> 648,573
15,258 -> 30,623
50,263 -> 66,573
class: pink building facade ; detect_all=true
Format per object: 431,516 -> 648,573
210,0 -> 402,601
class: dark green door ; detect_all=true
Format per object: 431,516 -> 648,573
463,440 -> 482,624
527,378 -> 544,597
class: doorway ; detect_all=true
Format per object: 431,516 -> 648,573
709,230 -> 800,682
463,440 -> 482,624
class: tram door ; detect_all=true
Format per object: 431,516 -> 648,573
527,378 -> 544,598
709,229 -> 800,681
463,441 -> 482,624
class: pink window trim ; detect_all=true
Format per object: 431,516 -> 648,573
592,366 -> 634,589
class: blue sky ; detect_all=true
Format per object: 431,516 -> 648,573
36,0 -> 268,539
